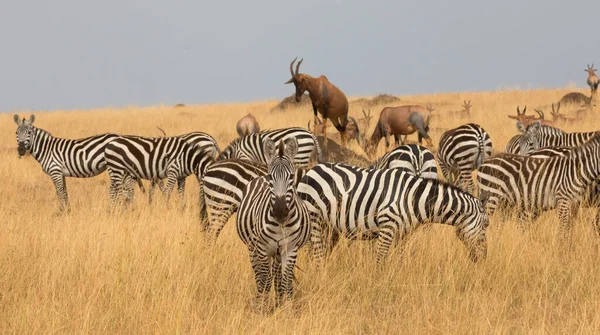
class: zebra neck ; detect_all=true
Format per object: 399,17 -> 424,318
573,145 -> 600,182
30,127 -> 55,161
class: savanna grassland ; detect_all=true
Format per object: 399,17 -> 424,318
3,87 -> 600,334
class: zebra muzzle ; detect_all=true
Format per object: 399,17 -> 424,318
272,197 -> 290,223
17,145 -> 27,157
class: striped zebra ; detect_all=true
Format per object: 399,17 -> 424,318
236,138 -> 311,303
370,144 -> 438,179
437,123 -> 493,192
218,127 -> 323,168
505,121 -> 564,155
14,114 -> 119,212
105,135 -> 214,207
199,159 -> 306,238
146,132 -> 220,202
297,163 -> 490,264
476,132 -> 600,240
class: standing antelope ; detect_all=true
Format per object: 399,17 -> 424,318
586,64 -> 599,94
236,113 -> 260,137
364,105 -> 433,160
284,57 -> 350,147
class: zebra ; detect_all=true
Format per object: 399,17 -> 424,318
218,127 -> 323,168
476,132 -> 600,240
297,163 -> 490,264
505,121 -> 564,155
436,123 -> 493,192
104,135 -> 214,207
236,137 -> 311,304
145,131 -> 220,203
199,159 -> 307,238
13,114 -> 119,212
370,143 -> 438,179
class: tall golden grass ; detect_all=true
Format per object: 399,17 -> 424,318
2,88 -> 600,333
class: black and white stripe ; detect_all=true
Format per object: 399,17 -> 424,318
504,121 -> 564,155
436,123 -> 493,192
297,163 -> 490,264
199,159 -> 306,238
236,138 -> 311,303
14,114 -> 119,212
370,144 -> 438,179
218,127 -> 322,168
105,135 -> 214,207
146,132 -> 220,202
476,132 -> 600,239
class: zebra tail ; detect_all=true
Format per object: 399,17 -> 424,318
312,133 -> 324,164
475,136 -> 485,169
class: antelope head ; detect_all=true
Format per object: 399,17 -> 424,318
284,57 -> 309,103
549,103 -> 565,121
508,106 -> 536,125
462,100 -> 472,115
586,64 -> 598,76
361,109 -> 373,129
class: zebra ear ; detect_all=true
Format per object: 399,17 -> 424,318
284,137 -> 298,158
527,120 -> 541,133
479,191 -> 491,209
28,114 -> 35,124
263,137 -> 276,161
13,114 -> 21,125
516,120 -> 527,133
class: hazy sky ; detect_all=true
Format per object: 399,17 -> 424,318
1,0 -> 599,111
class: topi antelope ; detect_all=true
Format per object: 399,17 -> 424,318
548,103 -> 576,126
284,57 -> 350,147
558,92 -> 593,106
236,113 -> 260,137
586,64 -> 599,93
449,100 -> 472,118
364,105 -> 433,160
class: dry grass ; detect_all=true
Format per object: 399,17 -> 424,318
3,87 -> 600,333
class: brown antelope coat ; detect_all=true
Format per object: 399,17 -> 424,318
586,64 -> 599,93
508,106 -> 553,127
284,57 -> 349,146
236,113 -> 260,137
365,105 -> 432,159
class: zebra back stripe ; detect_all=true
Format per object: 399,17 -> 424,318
370,144 -> 438,179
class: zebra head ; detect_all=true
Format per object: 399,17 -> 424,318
13,114 -> 36,157
515,120 -> 541,155
464,190 -> 491,262
264,137 -> 298,224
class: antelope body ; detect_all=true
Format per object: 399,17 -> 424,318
558,92 -> 592,106
236,113 -> 260,137
284,57 -> 349,147
365,105 -> 432,159
586,64 -> 599,94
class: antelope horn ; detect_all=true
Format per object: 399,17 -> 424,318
295,58 -> 303,75
289,57 -> 297,77
534,109 -> 544,119
516,106 -> 522,115
522,106 -> 527,114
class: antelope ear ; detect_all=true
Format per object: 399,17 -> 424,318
507,115 -> 517,120
284,137 -> 298,158
13,114 -> 20,125
28,114 -> 35,124
263,137 -> 276,161
284,78 -> 294,84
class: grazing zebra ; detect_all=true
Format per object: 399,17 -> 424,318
146,132 -> 220,202
297,163 -> 490,264
218,127 -> 323,168
236,138 -> 311,304
505,121 -> 564,155
437,123 -> 493,192
13,114 -> 119,212
199,159 -> 306,238
105,135 -> 214,207
476,132 -> 600,240
370,144 -> 438,179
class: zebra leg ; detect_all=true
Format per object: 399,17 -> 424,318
455,226 -> 487,262
177,178 -> 186,212
164,173 -> 178,202
123,175 -> 136,204
557,199 -> 574,247
107,169 -> 124,209
50,173 -> 70,213
271,255 -> 282,303
250,247 -> 273,301
375,217 -> 400,263
309,215 -> 329,267
198,181 -> 209,231
207,204 -> 237,239
459,169 -> 475,193
279,248 -> 299,304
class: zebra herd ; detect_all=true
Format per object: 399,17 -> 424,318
13,113 -> 600,306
